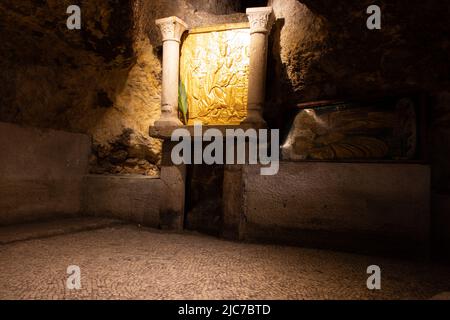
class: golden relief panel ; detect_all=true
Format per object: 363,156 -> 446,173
180,23 -> 250,125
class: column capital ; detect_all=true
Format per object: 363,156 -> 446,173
156,16 -> 188,42
246,7 -> 274,35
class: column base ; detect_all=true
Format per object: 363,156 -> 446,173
242,115 -> 267,129
154,117 -> 183,128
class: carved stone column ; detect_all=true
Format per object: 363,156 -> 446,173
155,16 -> 188,127
245,7 -> 274,127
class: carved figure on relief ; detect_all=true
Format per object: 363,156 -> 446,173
180,28 -> 250,125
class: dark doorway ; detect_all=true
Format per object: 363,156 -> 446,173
184,164 -> 225,236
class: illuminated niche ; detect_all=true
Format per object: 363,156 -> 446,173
180,23 -> 251,125
152,7 -> 274,136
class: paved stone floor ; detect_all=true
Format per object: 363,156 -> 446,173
0,224 -> 449,300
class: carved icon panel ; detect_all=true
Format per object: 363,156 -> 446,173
180,23 -> 250,125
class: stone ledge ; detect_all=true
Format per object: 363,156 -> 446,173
0,122 -> 91,180
81,175 -> 163,227
239,162 -> 431,258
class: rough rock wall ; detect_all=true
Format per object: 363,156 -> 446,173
0,0 -> 246,176
0,0 -> 156,175
267,0 -> 450,107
